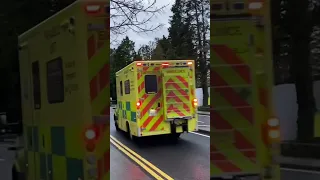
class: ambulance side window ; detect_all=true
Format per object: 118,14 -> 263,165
120,81 -> 123,96
125,80 -> 130,94
47,57 -> 64,104
32,61 -> 41,109
145,75 -> 157,94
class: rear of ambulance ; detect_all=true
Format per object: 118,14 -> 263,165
211,0 -> 280,179
136,60 -> 198,137
81,1 -> 109,180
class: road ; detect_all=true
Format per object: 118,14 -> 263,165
0,111 -> 319,180
197,114 -> 210,132
110,108 -> 210,180
0,143 -> 15,180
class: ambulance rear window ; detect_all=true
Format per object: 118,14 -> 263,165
145,75 -> 157,94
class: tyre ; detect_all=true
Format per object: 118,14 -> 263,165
12,167 -> 18,180
114,122 -> 120,131
126,122 -> 133,140
114,114 -> 120,131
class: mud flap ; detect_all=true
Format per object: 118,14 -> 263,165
170,119 -> 189,134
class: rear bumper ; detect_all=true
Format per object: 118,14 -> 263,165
13,172 -> 26,180
211,173 -> 261,180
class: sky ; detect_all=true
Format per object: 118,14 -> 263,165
110,0 -> 174,50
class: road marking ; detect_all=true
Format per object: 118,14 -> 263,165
198,114 -> 210,117
0,158 -> 5,161
110,138 -> 164,180
110,135 -> 174,180
190,132 -> 210,138
198,121 -> 204,124
198,125 -> 209,127
281,167 -> 320,174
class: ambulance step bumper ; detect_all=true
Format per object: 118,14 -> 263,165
211,173 -> 261,180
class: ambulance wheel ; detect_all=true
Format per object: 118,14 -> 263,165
126,122 -> 133,140
114,122 -> 120,131
12,167 -> 18,180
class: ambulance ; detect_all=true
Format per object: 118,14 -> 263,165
211,0 -> 281,179
13,0 -> 109,180
114,60 -> 198,140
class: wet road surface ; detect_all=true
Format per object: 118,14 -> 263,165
110,107 -> 209,180
0,143 -> 16,180
110,144 -> 152,180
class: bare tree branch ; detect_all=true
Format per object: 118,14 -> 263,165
110,0 -> 168,43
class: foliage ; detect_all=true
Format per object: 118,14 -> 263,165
111,0 -> 210,105
110,0 -> 168,43
110,37 -> 136,99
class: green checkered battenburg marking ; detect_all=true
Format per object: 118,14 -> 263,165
118,101 -> 136,122
25,125 -> 84,180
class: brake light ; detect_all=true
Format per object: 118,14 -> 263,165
137,62 -> 142,66
84,126 -> 99,152
86,143 -> 96,152
187,62 -> 193,65
85,4 -> 101,13
162,63 -> 169,66
193,99 -> 198,106
136,101 -> 141,109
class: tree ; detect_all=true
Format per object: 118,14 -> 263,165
137,44 -> 153,60
183,0 -> 209,106
110,0 -> 167,42
151,42 -> 165,59
110,36 -> 136,100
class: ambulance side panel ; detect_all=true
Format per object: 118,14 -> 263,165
118,64 -> 139,135
211,0 -> 280,179
19,41 -> 37,180
18,1 -> 109,180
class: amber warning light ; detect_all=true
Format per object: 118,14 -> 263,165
193,99 -> 198,106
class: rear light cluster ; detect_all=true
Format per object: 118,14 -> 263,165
84,126 -> 100,179
136,101 -> 141,109
193,99 -> 198,107
84,126 -> 99,152
266,118 -> 280,143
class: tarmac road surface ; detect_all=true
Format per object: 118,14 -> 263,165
110,107 -> 210,180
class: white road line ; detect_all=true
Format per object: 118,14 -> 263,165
198,125 -> 209,127
198,114 -> 210,117
190,132 -> 210,138
281,167 -> 320,174
198,121 -> 204,123
0,159 -> 5,161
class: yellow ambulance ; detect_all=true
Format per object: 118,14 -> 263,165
114,60 -> 198,140
13,0 -> 109,180
211,0 -> 281,179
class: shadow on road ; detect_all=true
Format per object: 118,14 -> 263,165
117,130 -> 194,149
